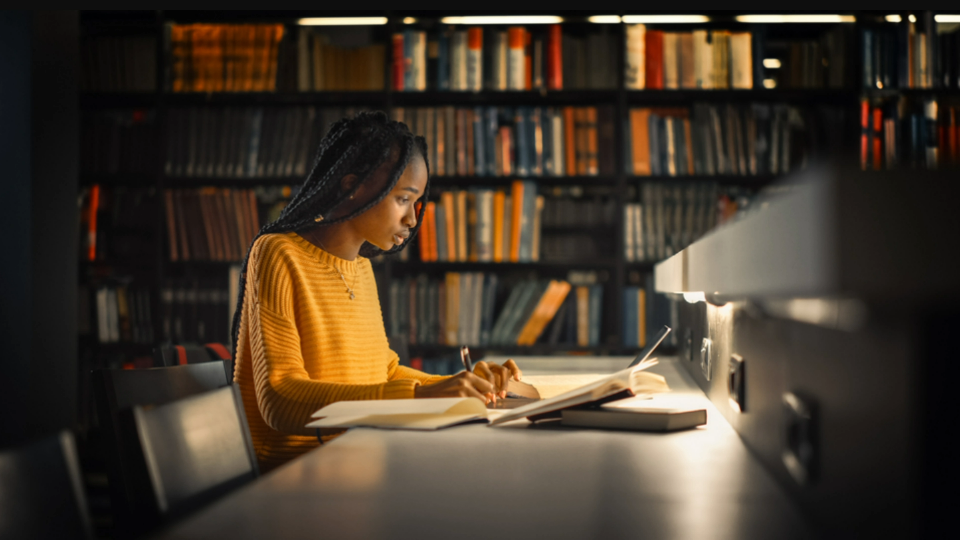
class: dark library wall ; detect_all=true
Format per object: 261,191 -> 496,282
0,10 -> 79,446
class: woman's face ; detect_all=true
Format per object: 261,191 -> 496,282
351,154 -> 428,251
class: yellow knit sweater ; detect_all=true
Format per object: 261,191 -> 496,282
235,232 -> 446,471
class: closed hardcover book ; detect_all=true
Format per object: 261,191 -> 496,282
561,403 -> 706,432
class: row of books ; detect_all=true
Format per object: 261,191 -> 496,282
387,274 -> 603,348
164,106 -> 367,179
860,98 -> 960,170
80,185 -> 157,262
80,34 -> 157,92
416,182 -> 542,263
625,26 -> 761,90
625,103 -> 810,177
163,188 -> 262,262
768,27 -> 850,89
861,15 -> 957,89
287,28 -> 386,92
166,23 -> 286,92
393,106 -> 613,177
84,285 -> 155,345
160,280 -> 233,346
392,25 -> 617,92
624,182 -> 754,263
81,110 -> 157,175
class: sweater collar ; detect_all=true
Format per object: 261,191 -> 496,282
290,232 -> 363,276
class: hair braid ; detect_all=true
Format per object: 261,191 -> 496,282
229,111 -> 429,355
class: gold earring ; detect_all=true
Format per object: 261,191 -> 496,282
314,215 -> 324,223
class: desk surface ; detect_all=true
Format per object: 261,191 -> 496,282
156,358 -> 814,540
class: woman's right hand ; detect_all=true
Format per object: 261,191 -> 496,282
414,372 -> 497,404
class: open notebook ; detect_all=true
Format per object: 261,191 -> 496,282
305,326 -> 672,430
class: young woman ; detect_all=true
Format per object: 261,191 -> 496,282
231,112 -> 521,472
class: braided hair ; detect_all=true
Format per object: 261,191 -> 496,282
230,110 -> 429,354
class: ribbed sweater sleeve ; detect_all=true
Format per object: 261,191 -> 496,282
235,233 -> 443,466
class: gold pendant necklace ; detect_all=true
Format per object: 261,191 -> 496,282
312,233 -> 356,300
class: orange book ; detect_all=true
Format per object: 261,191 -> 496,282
456,190 -> 468,262
441,191 -> 457,262
87,184 -> 101,261
563,106 -> 576,176
210,25 -> 225,92
637,288 -> 647,347
171,25 -> 187,92
860,99 -> 870,170
509,180 -> 524,262
499,126 -> 513,176
630,108 -> 652,175
492,191 -> 505,263
517,281 -> 572,345
872,107 -> 883,171
420,202 -> 435,262
428,202 -> 439,262
231,189 -> 249,255
576,286 -> 590,347
190,25 -> 205,92
243,25 -> 257,92
266,25 -> 285,92
245,189 -> 260,245
586,107 -> 598,175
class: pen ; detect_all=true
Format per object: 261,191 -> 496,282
460,346 -> 473,372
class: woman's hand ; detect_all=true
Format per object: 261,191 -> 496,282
413,359 -> 522,404
472,359 -> 523,399
414,371 -> 497,403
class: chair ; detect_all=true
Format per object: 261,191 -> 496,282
92,362 -> 230,538
0,431 -> 93,540
127,385 -> 259,525
153,342 -> 234,382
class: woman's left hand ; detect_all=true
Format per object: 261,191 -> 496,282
472,359 -> 523,400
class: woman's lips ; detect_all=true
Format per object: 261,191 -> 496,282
394,234 -> 405,244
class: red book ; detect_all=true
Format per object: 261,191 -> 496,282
645,30 -> 664,90
872,107 -> 883,171
392,33 -> 405,91
949,106 -> 958,165
860,99 -> 870,170
87,184 -> 100,261
547,24 -> 563,90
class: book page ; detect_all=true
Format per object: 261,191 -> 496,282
310,397 -> 485,419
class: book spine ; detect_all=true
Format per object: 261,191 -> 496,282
925,98 -> 938,167
645,30 -> 664,90
467,28 -> 483,92
438,31 -> 450,91
625,24 -> 646,90
547,24 -> 563,90
392,33 -> 405,91
508,27 -> 526,91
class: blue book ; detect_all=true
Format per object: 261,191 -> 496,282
659,116 -> 670,176
473,106 -> 486,176
438,31 -> 450,91
515,107 -> 530,176
588,285 -> 603,347
751,26 -> 765,89
543,108 -> 555,176
404,29 -> 416,91
862,29 -> 874,89
246,108 -> 264,178
479,273 -> 498,346
897,21 -> 909,88
530,107 -> 542,176
623,287 -> 637,347
623,114 -> 633,176
486,107 -> 499,175
518,181 -> 537,262
648,113 -> 661,176
435,202 -> 448,261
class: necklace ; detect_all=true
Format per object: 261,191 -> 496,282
311,233 -> 356,300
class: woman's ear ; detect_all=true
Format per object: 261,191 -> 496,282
340,174 -> 359,198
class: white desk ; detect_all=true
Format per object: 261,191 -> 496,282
156,358 -> 814,540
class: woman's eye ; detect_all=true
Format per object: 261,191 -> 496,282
399,197 -> 410,204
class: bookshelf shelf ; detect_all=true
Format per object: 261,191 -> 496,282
162,176 -> 301,188
163,91 -> 388,106
627,174 -> 778,186
429,175 -> 618,186
625,89 -> 860,105
393,260 -> 618,272
392,90 -> 619,106
80,93 -> 158,109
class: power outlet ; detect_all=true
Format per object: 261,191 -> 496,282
728,355 -> 745,413
700,338 -> 712,381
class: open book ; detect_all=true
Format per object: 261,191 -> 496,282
306,397 -> 488,431
487,357 -> 669,425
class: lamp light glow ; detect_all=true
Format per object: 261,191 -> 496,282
936,15 -> 960,23
622,15 -> 710,24
588,15 -> 622,24
297,17 -> 388,26
440,16 -> 564,25
763,58 -> 782,69
403,17 -> 418,25
683,292 -> 706,304
735,14 -> 855,23
763,78 -> 777,89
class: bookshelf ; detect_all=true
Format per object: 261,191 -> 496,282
78,10 -> 960,387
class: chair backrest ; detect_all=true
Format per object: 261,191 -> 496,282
153,343 -> 234,382
130,385 -> 258,522
92,362 -> 230,537
0,431 -> 93,540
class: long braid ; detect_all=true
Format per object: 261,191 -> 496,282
230,111 -> 429,356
